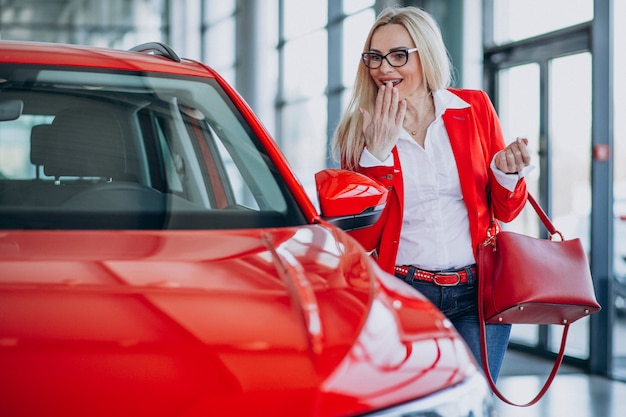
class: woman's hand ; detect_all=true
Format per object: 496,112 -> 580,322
495,137 -> 531,174
360,81 -> 406,161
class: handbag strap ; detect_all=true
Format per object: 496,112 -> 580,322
477,269 -> 570,407
487,192 -> 562,241
526,192 -> 560,237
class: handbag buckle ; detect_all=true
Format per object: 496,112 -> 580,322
549,231 -> 564,241
433,272 -> 461,286
482,234 -> 497,250
484,221 -> 499,250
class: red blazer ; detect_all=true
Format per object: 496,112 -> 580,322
346,89 -> 528,274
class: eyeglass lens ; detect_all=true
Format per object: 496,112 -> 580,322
362,50 -> 409,69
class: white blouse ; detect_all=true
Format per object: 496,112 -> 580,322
360,89 -> 527,270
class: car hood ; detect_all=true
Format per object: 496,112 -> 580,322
0,227 -> 473,417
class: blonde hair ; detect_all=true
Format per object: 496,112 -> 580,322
331,6 -> 452,170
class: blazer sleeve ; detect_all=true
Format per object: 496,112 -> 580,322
478,90 -> 527,222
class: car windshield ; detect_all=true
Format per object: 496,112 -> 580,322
0,65 -> 306,230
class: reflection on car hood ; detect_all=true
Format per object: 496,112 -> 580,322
0,226 -> 471,417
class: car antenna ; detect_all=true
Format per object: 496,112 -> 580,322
129,42 -> 181,63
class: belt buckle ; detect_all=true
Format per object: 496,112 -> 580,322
433,271 -> 461,286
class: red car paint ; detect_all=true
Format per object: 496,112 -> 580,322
0,229 -> 472,416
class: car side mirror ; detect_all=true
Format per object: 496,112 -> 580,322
315,168 -> 388,231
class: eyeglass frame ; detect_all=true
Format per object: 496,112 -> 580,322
361,48 -> 419,69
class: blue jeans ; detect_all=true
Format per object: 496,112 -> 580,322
398,272 -> 511,382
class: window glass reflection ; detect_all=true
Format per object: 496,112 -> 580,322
343,0 -> 375,15
283,31 -> 328,100
493,0 -> 593,44
283,0 -> 327,39
281,97 -> 328,198
497,63 -> 540,236
342,9 -> 375,88
204,0 -> 236,23
549,52 -> 592,359
550,53 -> 592,250
205,19 -> 236,79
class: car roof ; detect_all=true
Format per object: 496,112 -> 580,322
0,40 -> 216,78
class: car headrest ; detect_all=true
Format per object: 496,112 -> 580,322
43,107 -> 127,179
30,124 -> 52,166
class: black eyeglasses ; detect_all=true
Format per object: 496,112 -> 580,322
361,48 -> 418,69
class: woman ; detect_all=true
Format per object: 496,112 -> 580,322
332,6 -> 532,381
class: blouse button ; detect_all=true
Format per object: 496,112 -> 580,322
386,174 -> 393,180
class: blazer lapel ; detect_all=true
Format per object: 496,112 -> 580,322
443,107 -> 484,243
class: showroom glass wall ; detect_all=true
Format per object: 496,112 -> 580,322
277,0 -> 375,198
0,0 -> 167,47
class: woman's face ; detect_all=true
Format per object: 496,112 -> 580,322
367,24 -> 426,101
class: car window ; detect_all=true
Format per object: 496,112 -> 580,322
0,65 -> 305,230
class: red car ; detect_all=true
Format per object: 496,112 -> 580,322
0,40 -> 491,417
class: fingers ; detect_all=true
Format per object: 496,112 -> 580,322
496,137 -> 531,173
379,81 -> 406,128
386,82 -> 399,120
516,137 -> 531,165
375,81 -> 398,121
361,82 -> 402,161
376,82 -> 403,142
373,83 -> 385,119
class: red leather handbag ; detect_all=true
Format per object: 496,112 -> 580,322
477,192 -> 601,406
